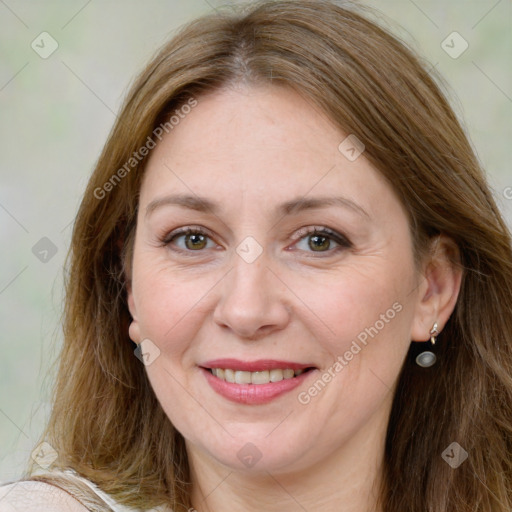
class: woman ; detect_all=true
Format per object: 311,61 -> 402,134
1,0 -> 511,510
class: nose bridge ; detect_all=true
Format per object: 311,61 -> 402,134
213,247 -> 290,339
231,255 -> 266,302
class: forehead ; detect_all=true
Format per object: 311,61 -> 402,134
139,84 -> 398,220
147,85 -> 341,170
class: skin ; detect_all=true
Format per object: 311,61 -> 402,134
127,84 -> 462,512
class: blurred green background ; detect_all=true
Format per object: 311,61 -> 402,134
1,0 -> 511,482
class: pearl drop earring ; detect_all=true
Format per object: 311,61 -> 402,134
415,322 -> 439,368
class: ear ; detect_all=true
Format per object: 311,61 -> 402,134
121,229 -> 142,344
411,235 -> 463,342
126,278 -> 142,344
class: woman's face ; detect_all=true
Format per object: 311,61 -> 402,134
127,84 -> 425,474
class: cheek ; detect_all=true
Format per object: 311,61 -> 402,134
132,253 -> 216,355
304,270 -> 413,432
308,259 -> 415,401
133,261 -> 208,422
310,262 -> 411,343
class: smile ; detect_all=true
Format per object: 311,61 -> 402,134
199,359 -> 318,405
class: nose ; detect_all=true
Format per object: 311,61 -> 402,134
212,252 -> 291,341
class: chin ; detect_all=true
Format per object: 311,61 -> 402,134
187,427 -> 319,474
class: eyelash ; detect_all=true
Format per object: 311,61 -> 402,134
160,225 -> 352,257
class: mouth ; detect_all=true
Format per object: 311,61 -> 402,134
199,359 -> 318,405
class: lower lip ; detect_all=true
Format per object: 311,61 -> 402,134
200,367 -> 316,405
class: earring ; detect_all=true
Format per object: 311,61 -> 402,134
415,322 -> 439,368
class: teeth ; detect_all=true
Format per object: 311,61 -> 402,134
270,369 -> 284,382
283,369 -> 295,379
224,369 -> 235,383
250,370 -> 269,384
235,371 -> 252,384
210,368 -> 308,384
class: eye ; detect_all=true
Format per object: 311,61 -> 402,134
162,226 -> 217,253
161,225 -> 352,256
291,226 -> 352,255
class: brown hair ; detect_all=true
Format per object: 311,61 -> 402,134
26,1 -> 512,510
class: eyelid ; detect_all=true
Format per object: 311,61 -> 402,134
162,225 -> 215,243
292,225 -> 342,241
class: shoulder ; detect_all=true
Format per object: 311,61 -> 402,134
0,480 -> 89,511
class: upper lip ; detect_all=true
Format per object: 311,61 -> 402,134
200,359 -> 316,372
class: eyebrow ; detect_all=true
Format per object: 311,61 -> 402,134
145,194 -> 370,219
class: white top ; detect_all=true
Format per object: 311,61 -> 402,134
0,469 -> 170,511
0,480 -> 90,512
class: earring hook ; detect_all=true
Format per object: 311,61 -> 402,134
430,322 -> 439,345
